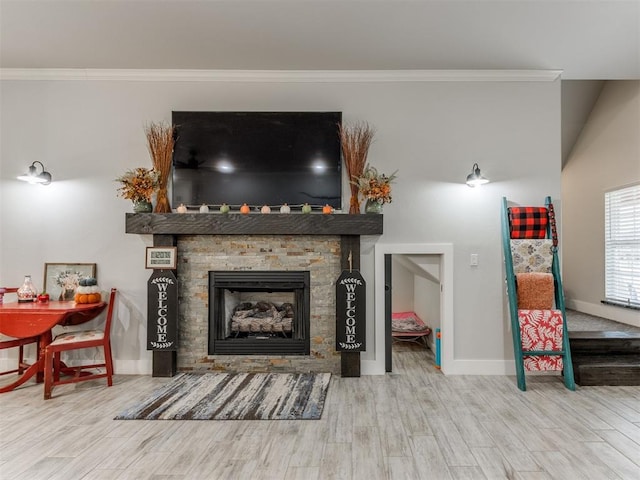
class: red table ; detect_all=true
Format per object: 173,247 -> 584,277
0,300 -> 107,393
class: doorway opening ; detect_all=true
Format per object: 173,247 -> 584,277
385,253 -> 442,372
374,243 -> 453,375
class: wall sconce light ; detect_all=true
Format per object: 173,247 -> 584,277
466,163 -> 489,187
17,161 -> 52,185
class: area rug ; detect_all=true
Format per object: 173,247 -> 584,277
114,372 -> 331,420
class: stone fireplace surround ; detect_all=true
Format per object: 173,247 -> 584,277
181,235 -> 339,373
125,213 -> 383,376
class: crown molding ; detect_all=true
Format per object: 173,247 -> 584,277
0,69 -> 563,82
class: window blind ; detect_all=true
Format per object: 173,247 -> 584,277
604,183 -> 640,308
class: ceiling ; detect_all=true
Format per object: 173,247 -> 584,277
1,0 -> 638,79
0,1 -> 635,164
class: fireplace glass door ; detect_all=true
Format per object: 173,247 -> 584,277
209,271 -> 310,355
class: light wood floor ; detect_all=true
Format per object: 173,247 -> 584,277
1,343 -> 639,480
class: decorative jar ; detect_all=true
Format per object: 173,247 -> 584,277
133,200 -> 153,213
365,199 -> 383,214
17,275 -> 37,302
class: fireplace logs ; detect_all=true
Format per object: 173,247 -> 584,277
231,301 -> 294,335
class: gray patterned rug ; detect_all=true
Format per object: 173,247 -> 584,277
114,372 -> 331,420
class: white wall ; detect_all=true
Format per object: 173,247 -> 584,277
391,257 -> 415,312
562,80 -> 640,326
390,254 -> 439,328
0,71 -> 562,374
412,256 -> 440,331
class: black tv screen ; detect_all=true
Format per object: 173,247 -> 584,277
171,111 -> 343,210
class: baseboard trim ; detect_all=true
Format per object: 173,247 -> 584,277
362,357 -> 517,376
0,357 -> 36,373
567,300 -> 640,328
0,358 -> 152,376
2,356 -> 520,377
115,359 -> 152,375
444,359 -> 516,376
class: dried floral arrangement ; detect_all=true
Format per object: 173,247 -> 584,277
339,121 -> 375,214
116,167 -> 159,203
355,164 -> 398,205
145,121 -> 175,213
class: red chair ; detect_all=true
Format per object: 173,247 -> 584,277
44,288 -> 117,399
0,287 -> 40,376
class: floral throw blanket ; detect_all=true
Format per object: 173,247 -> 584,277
392,312 -> 431,333
518,309 -> 563,371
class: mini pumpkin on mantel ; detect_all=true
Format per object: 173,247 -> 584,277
75,277 -> 101,304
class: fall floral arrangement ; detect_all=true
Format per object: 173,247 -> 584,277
115,167 -> 159,203
355,164 -> 398,205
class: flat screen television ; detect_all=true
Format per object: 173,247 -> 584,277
171,111 -> 343,210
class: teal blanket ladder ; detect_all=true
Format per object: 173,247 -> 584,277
501,196 -> 575,391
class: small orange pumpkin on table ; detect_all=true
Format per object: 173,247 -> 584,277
74,277 -> 101,304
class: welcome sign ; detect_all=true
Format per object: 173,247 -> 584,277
147,270 -> 178,350
335,270 -> 366,351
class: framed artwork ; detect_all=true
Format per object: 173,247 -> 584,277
146,247 -> 177,269
43,263 -> 97,301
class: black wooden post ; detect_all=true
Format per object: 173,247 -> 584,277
152,234 -> 178,377
340,235 -> 361,377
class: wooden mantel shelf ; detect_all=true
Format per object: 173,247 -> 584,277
125,213 -> 383,236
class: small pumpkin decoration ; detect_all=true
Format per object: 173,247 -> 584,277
220,203 -> 230,214
75,292 -> 102,304
240,203 -> 250,214
75,277 -> 101,304
199,204 -> 209,213
176,204 -> 187,214
261,205 -> 271,214
322,204 -> 333,214
279,203 -> 291,214
301,203 -> 312,214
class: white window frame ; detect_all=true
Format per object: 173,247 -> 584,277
604,183 -> 640,309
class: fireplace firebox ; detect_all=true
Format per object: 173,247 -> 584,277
209,271 -> 310,355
